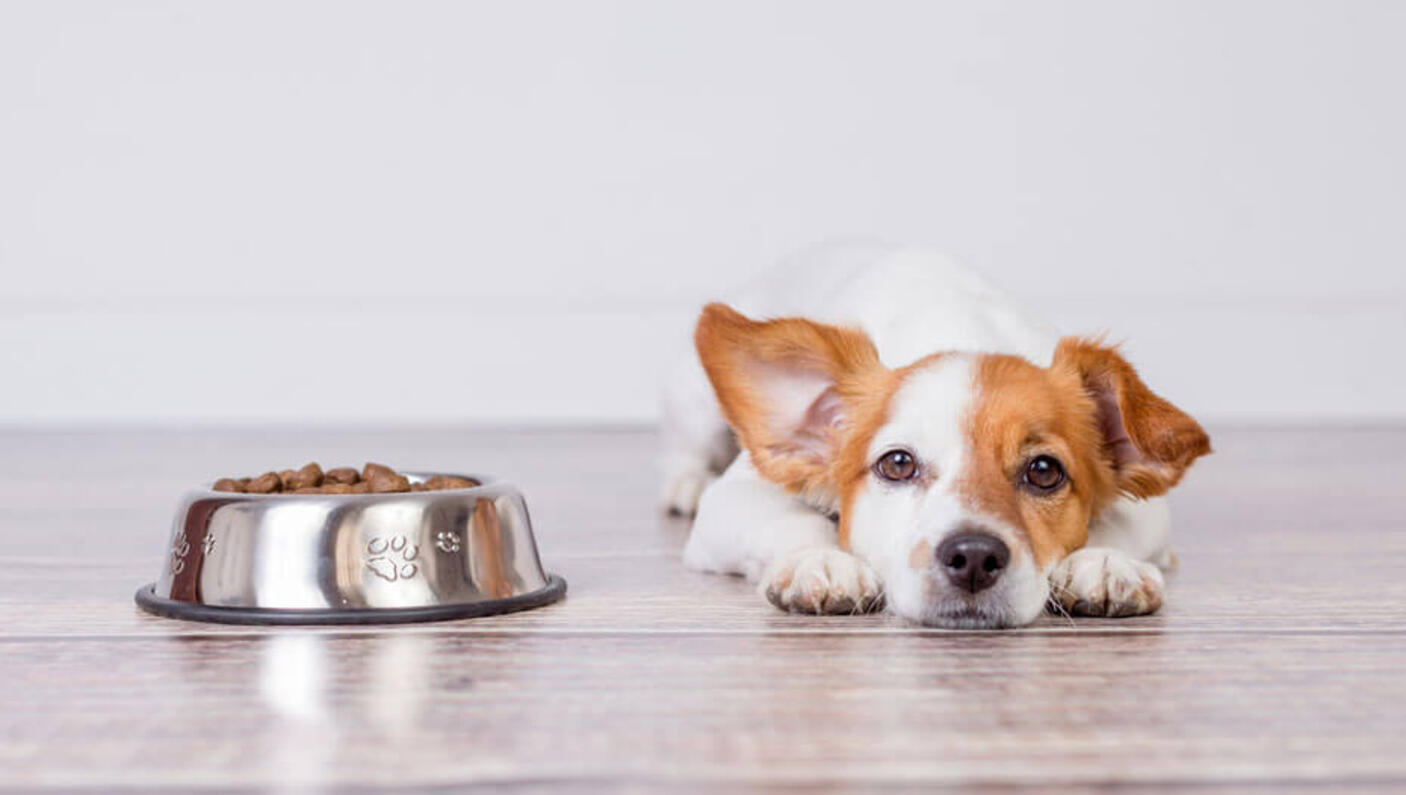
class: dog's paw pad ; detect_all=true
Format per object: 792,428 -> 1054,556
761,548 -> 884,615
1050,547 -> 1163,618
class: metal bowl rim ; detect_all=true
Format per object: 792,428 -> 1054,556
134,574 -> 566,625
190,471 -> 499,499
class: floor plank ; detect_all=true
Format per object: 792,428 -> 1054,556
2,426 -> 1405,791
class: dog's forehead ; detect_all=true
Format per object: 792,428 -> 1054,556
868,356 -> 977,460
970,354 -> 1080,447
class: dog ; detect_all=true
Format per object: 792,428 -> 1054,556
660,242 -> 1210,628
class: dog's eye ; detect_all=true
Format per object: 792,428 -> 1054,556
1023,455 -> 1065,491
874,449 -> 918,482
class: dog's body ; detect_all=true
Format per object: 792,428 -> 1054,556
661,242 -> 1209,628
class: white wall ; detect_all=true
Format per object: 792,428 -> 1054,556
3,1 -> 1403,425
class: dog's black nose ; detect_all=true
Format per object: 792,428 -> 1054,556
936,531 -> 1010,593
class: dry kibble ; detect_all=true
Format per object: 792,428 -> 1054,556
362,462 -> 396,482
425,475 -> 477,491
369,473 -> 412,493
289,462 -> 323,490
323,467 -> 359,485
245,472 -> 282,494
213,463 -> 456,497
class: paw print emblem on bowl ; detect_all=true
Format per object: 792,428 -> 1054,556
169,535 -> 192,575
435,531 -> 461,553
365,535 -> 420,582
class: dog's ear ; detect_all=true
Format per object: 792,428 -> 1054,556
695,303 -> 887,500
1053,337 -> 1211,498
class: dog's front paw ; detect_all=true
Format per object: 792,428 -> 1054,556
761,548 -> 884,615
1049,547 -> 1164,618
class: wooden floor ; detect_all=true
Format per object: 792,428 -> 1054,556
2,426 -> 1405,792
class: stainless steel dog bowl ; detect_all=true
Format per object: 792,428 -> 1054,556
135,473 -> 565,624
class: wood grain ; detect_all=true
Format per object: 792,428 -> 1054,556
1,426 -> 1404,791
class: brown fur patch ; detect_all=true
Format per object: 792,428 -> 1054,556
694,303 -> 896,513
959,343 -> 1211,568
960,355 -> 1115,568
1051,337 -> 1212,498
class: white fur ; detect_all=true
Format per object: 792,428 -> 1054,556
682,452 -> 836,582
664,242 -> 1174,626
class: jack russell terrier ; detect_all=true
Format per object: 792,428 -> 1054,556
661,242 -> 1210,628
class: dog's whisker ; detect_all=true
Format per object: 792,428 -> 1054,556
1045,582 -> 1077,626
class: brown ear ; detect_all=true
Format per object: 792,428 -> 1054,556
694,303 -> 887,502
1053,337 -> 1211,499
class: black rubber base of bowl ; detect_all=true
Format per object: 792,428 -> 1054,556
134,574 -> 566,626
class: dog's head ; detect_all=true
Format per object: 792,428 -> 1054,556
695,303 -> 1210,628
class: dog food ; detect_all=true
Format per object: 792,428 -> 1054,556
211,463 -> 476,495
